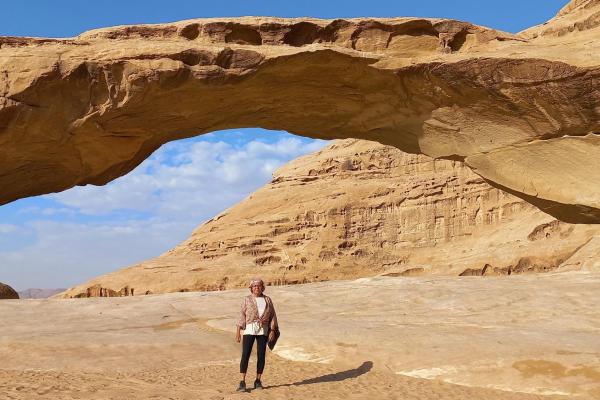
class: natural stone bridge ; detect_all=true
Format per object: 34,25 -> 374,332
0,0 -> 598,222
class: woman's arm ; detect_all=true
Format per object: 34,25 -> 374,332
235,299 -> 246,342
236,299 -> 247,330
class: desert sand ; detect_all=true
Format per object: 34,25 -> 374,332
3,273 -> 600,399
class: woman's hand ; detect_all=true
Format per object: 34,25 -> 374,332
268,330 -> 276,343
235,330 -> 241,343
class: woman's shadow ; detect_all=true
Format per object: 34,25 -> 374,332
266,361 -> 373,389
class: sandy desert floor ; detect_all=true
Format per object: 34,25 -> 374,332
1,273 -> 599,399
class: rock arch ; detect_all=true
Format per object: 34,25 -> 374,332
0,0 -> 598,222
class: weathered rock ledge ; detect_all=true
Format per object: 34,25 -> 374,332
0,0 -> 599,222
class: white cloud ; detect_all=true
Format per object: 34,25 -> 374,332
0,133 -> 329,290
149,137 -> 326,220
0,224 -> 19,234
49,136 -> 326,218
0,218 -> 191,290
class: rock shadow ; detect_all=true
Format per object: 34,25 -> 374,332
267,361 -> 373,389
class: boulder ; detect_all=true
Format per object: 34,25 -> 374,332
0,283 -> 19,299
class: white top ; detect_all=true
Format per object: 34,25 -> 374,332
243,296 -> 269,336
256,297 -> 266,317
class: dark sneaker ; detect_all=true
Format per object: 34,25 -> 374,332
237,381 -> 247,392
254,379 -> 263,390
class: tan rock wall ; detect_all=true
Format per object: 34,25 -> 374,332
59,140 -> 600,297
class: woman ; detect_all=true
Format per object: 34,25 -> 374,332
235,277 -> 278,392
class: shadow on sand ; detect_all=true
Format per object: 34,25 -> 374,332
266,361 -> 373,389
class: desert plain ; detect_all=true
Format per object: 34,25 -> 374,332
2,273 -> 600,399
1,0 -> 600,399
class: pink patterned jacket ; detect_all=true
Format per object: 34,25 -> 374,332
236,294 -> 278,331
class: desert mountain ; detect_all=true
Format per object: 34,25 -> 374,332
18,288 -> 67,299
59,139 -> 600,298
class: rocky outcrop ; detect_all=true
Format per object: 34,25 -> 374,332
58,139 -> 600,297
521,0 -> 600,38
0,0 -> 599,222
0,282 -> 19,299
71,284 -> 135,298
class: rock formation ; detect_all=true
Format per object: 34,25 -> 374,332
0,0 -> 599,222
70,284 -> 135,298
58,139 -> 600,298
0,282 -> 19,299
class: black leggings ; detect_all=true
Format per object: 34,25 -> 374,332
240,334 -> 267,374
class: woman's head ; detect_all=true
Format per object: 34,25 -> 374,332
249,277 -> 265,295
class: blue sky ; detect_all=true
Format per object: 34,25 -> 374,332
0,130 -> 326,290
2,0 -> 567,37
0,1 -> 569,290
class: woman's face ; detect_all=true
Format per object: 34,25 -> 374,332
251,284 -> 263,296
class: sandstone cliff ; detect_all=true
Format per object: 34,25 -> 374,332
0,0 -> 599,222
59,139 -> 600,297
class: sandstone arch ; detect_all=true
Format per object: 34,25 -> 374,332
0,0 -> 598,222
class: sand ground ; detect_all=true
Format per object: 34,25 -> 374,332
1,274 -> 599,399
0,358 -> 571,400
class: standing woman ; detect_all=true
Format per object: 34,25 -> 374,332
235,277 -> 279,392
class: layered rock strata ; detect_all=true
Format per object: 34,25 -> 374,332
70,285 -> 135,298
0,0 -> 599,222
59,139 -> 600,297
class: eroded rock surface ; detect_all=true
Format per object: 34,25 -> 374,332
59,139 -> 600,298
70,284 -> 135,298
0,0 -> 599,222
